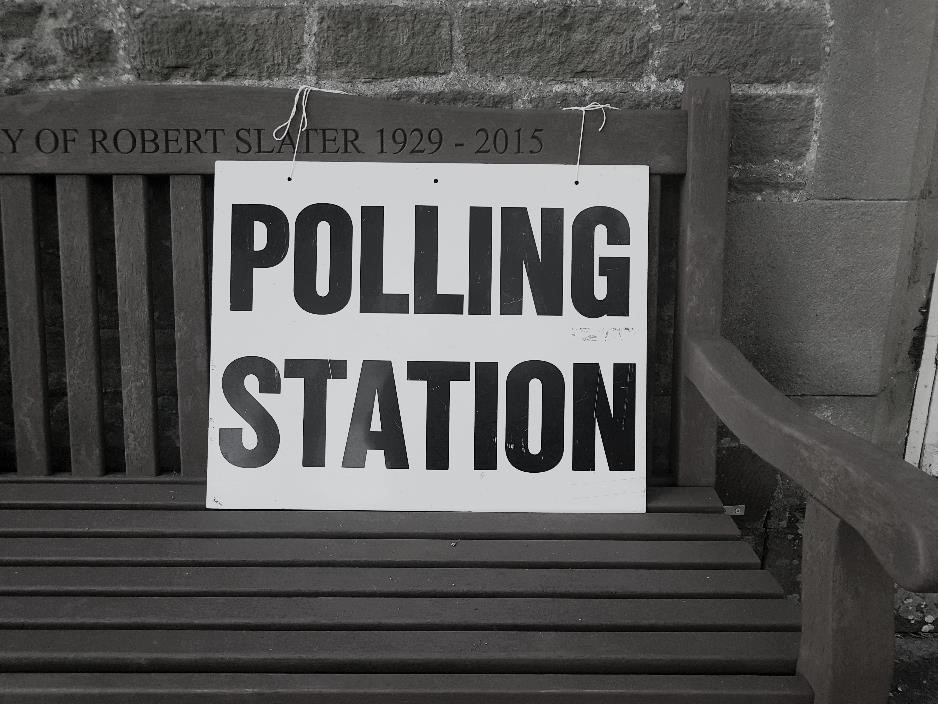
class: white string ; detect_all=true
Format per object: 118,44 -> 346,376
273,85 -> 348,181
561,102 -> 620,184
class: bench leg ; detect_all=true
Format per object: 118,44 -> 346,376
797,499 -> 894,704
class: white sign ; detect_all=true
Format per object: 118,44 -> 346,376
207,162 -> 648,512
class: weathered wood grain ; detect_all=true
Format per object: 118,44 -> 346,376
0,537 -> 760,568
0,176 -> 49,476
0,566 -> 785,598
170,175 -> 208,476
0,673 -> 817,704
0,629 -> 800,674
647,174 -> 662,474
56,175 -> 104,476
0,87 -> 687,174
673,76 -> 729,486
687,334 -> 938,592
0,483 -> 725,513
0,509 -> 739,539
0,596 -> 799,631
113,175 -> 158,476
797,500 -> 893,704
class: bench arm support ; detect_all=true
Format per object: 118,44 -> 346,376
687,334 -> 938,593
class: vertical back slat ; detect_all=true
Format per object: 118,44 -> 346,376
647,175 -> 661,475
0,175 -> 50,475
674,76 -> 730,486
57,175 -> 105,476
113,175 -> 158,476
170,175 -> 208,476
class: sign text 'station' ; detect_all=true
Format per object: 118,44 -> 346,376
207,162 -> 649,512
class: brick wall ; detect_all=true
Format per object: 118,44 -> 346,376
1,0 -> 937,650
0,0 -> 827,190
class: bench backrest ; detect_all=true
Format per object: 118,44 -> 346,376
0,78 -> 729,487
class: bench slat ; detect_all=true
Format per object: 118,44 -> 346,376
0,629 -> 800,674
113,175 -> 158,476
0,484 -> 725,512
0,673 -> 815,703
0,537 -> 760,568
0,596 -> 800,631
0,566 -> 783,597
647,175 -> 661,476
0,175 -> 49,476
0,509 -> 738,539
170,175 -> 208,477
56,175 -> 105,476
674,77 -> 730,486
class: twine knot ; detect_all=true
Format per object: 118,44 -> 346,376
274,85 -> 348,182
561,102 -> 620,184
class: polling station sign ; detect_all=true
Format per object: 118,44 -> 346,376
207,162 -> 648,512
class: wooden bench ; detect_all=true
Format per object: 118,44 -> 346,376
0,76 -> 934,703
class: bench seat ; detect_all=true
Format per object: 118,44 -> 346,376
0,483 -> 811,702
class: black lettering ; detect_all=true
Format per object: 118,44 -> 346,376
284,358 -> 347,467
254,128 -> 276,154
1,128 -> 23,154
219,356 -> 281,468
571,206 -> 631,318
468,206 -> 493,315
61,128 -> 77,154
572,363 -> 636,471
414,205 -> 464,314
234,128 -> 251,154
473,361 -> 498,469
294,202 -> 354,314
164,128 -> 182,154
407,361 -> 470,470
206,128 -> 224,153
35,128 -> 59,154
343,360 -> 409,469
90,128 -> 109,154
360,206 -> 409,313
321,128 -> 340,154
500,207 -> 564,315
229,204 -> 290,311
185,128 -> 205,154
277,130 -> 296,154
140,128 -> 159,154
113,128 -> 136,154
343,128 -> 363,154
504,360 -> 564,472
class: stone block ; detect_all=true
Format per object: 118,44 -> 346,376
730,93 -> 815,165
517,88 -> 680,111
132,7 -> 305,80
656,3 -> 826,83
730,164 -> 808,194
810,0 -> 938,199
0,1 -> 41,41
461,4 -> 650,79
55,23 -> 114,66
723,200 -> 910,395
317,6 -> 452,79
385,89 -> 512,109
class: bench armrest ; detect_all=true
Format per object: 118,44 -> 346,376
687,334 -> 938,592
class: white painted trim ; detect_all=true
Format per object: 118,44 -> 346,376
906,276 -> 938,474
